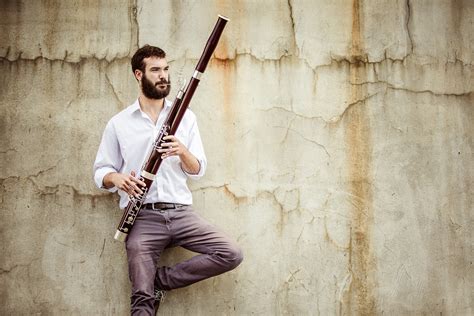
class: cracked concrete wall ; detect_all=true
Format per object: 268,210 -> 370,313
0,0 -> 472,315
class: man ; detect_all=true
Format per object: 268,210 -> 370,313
93,45 -> 243,315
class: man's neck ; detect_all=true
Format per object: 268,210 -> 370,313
138,94 -> 165,123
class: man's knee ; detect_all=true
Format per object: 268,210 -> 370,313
223,243 -> 243,270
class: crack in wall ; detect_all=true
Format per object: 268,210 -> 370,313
0,148 -> 17,155
387,86 -> 472,98
130,0 -> 139,52
330,92 -> 380,124
0,54 -> 131,65
104,71 -> 125,108
260,107 -> 328,124
0,160 -> 63,187
193,183 -> 246,204
195,183 -> 304,236
275,124 -> 331,158
1,49 -> 471,121
264,88 -> 470,139
328,53 -> 473,67
330,53 -> 407,65
33,183 -> 111,200
99,238 -> 106,258
31,159 -> 66,179
287,0 -> 298,56
3,46 -> 472,70
1,47 -> 132,64
352,80 -> 472,98
0,264 -> 27,275
0,258 -> 41,276
405,0 -> 414,55
194,183 -> 301,208
0,174 -> 109,200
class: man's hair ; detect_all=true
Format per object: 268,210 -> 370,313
131,45 -> 166,74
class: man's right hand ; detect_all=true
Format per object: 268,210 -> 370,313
103,171 -> 146,197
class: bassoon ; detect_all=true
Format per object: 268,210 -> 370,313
114,15 -> 229,241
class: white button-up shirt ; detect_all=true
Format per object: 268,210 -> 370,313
93,98 -> 207,209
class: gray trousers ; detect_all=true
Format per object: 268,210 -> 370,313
125,205 -> 243,315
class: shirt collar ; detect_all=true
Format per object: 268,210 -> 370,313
128,98 -> 172,115
128,99 -> 141,114
163,98 -> 172,109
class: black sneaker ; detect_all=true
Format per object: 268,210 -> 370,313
154,288 -> 166,314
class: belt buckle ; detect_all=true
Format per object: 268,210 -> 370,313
165,203 -> 176,209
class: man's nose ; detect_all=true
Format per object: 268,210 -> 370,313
158,70 -> 166,80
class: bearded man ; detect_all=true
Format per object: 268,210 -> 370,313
93,45 -> 243,315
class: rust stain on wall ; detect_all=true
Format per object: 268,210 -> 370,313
343,0 -> 377,315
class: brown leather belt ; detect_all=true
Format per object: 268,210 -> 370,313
142,202 -> 186,210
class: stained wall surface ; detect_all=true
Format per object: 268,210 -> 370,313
0,0 -> 472,315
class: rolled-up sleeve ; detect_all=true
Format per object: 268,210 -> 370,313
183,119 -> 207,180
93,120 -> 122,192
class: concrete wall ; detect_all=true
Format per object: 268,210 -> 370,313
1,0 -> 472,315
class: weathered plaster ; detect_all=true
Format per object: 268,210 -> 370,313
0,0 -> 138,62
1,0 -> 472,315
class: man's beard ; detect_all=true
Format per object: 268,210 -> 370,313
141,73 -> 171,100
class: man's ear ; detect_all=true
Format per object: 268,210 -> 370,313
134,69 -> 143,82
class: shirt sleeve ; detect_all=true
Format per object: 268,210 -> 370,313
93,120 -> 122,192
182,118 -> 207,180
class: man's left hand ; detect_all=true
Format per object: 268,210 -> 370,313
159,135 -> 201,174
159,135 -> 186,158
